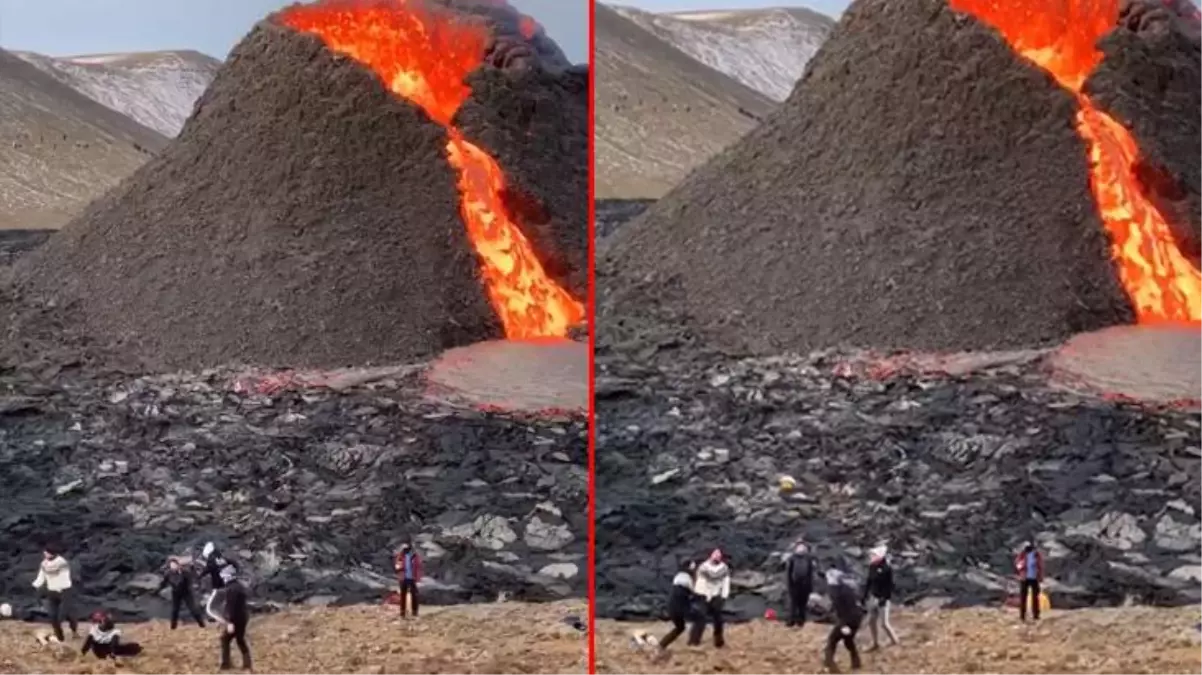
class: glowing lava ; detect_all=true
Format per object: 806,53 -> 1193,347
949,0 -> 1201,323
280,0 -> 585,339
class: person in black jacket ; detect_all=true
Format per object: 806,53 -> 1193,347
785,542 -> 814,628
659,559 -> 696,652
823,569 -> 863,672
207,579 -> 252,671
863,546 -> 899,650
158,557 -> 206,629
80,610 -> 143,659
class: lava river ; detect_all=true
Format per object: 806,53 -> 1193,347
949,0 -> 1201,323
280,0 -> 585,339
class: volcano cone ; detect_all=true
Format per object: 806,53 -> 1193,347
16,1 -> 586,370
600,0 -> 1200,354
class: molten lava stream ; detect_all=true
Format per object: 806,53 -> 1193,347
280,2 -> 585,339
948,0 -> 1201,323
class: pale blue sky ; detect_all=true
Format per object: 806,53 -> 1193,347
621,0 -> 845,19
0,0 -> 589,63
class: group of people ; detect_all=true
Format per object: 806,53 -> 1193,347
658,540 -> 1047,671
29,541 -> 253,670
27,540 -> 425,669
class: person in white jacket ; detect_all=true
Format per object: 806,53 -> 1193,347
687,549 -> 731,648
32,546 -> 78,642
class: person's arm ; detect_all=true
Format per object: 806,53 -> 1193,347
883,567 -> 894,601
721,573 -> 731,599
415,555 -> 423,582
861,569 -> 870,603
32,566 -> 46,589
108,634 -> 121,659
80,635 -> 94,655
205,590 -> 225,625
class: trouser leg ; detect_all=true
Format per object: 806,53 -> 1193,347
844,624 -> 862,670
46,593 -> 64,642
1030,580 -> 1041,620
686,609 -> 706,646
867,601 -> 880,648
823,626 -> 841,669
710,598 -> 725,648
234,623 -> 252,669
882,601 -> 899,644
171,592 -> 183,629
186,592 -> 207,627
404,580 -> 419,617
660,617 -> 686,648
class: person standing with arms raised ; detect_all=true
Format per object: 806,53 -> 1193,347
688,549 -> 730,648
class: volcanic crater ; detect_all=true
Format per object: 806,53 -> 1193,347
11,0 -> 588,372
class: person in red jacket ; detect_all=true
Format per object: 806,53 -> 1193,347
1014,542 -> 1044,621
394,543 -> 423,619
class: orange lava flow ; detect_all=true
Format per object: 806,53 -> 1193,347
280,1 -> 585,339
949,0 -> 1201,323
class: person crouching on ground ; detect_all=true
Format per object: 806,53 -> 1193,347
394,543 -> 423,619
688,549 -> 730,648
1014,541 -> 1044,622
207,578 -> 252,671
32,545 -> 77,642
863,545 -> 899,650
658,559 -> 697,653
81,610 -> 143,659
786,541 -> 815,628
159,556 -> 206,629
823,569 -> 863,673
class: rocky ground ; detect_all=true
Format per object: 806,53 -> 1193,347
0,600 -> 587,673
0,353 -> 587,621
594,334 -> 1201,621
597,605 -> 1201,673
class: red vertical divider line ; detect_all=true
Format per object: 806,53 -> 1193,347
586,0 -> 598,670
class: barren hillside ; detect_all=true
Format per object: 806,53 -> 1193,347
613,5 -> 836,101
15,50 -> 220,137
0,48 -> 167,230
595,4 -> 775,199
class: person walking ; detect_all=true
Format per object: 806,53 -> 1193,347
823,569 -> 863,673
862,545 -> 899,649
207,578 -> 252,671
785,541 -> 815,628
393,543 -> 423,619
31,545 -> 78,642
688,549 -> 730,648
1014,541 -> 1044,622
80,610 -> 143,659
658,559 -> 697,652
158,557 -> 206,629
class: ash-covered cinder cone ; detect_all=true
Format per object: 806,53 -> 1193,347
16,0 -> 586,370
601,0 -> 1199,354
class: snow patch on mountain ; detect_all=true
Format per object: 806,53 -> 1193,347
611,5 -> 836,101
13,50 -> 220,137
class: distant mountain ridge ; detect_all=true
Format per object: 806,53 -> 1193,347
0,47 -> 167,230
14,49 -> 220,137
612,4 -> 836,101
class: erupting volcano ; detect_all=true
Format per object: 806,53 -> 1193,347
280,1 -> 583,339
14,0 -> 588,370
600,0 -> 1201,355
947,0 -> 1200,324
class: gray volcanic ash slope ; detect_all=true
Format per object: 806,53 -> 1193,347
14,3 -> 587,371
599,0 -> 1202,355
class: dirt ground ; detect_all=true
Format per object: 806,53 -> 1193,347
596,606 -> 1202,674
0,601 -> 587,674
